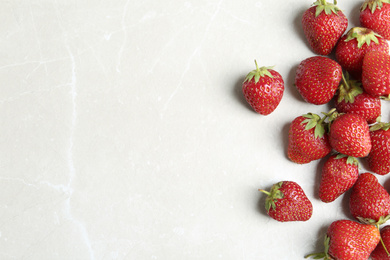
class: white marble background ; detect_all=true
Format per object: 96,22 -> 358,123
1,0 -> 388,259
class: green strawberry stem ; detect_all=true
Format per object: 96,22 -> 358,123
314,0 -> 341,17
377,223 -> 390,256
258,189 -> 271,196
305,235 -> 331,259
244,60 -> 274,84
337,72 -> 363,103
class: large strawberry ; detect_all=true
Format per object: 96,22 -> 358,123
287,112 -> 332,164
335,72 -> 381,124
349,172 -> 390,225
371,225 -> 390,260
360,0 -> 390,41
259,181 -> 313,222
335,27 -> 389,80
362,50 -> 390,98
295,56 -> 342,105
306,219 -> 380,259
301,0 -> 348,55
319,154 -> 359,203
367,119 -> 390,175
329,113 -> 372,157
242,60 -> 284,115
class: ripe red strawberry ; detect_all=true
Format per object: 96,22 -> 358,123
306,219 -> 380,259
301,0 -> 348,55
335,72 -> 381,124
371,225 -> 390,260
259,181 -> 312,222
329,113 -> 372,157
362,50 -> 390,98
367,120 -> 390,175
295,56 -> 342,105
287,113 -> 332,164
335,27 -> 389,80
349,172 -> 390,224
360,0 -> 390,41
319,154 -> 359,203
242,60 -> 284,115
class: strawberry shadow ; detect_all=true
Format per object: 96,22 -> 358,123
313,156 -> 328,200
310,224 -> 330,255
348,2 -> 362,28
286,63 -> 307,104
292,5 -> 309,51
281,122 -> 291,161
232,75 -> 257,113
341,188 -> 354,220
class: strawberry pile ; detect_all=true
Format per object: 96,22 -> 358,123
241,0 -> 390,259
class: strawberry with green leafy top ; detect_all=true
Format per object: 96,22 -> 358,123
335,27 -> 389,80
367,119 -> 390,175
302,0 -> 348,55
295,56 -> 342,105
259,181 -> 313,222
362,50 -> 390,98
335,72 -> 381,124
360,0 -> 390,41
349,172 -> 390,225
319,154 -> 359,203
242,60 -> 284,115
306,219 -> 380,259
287,112 -> 332,164
329,112 -> 372,157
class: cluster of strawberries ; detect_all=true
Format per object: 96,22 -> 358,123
242,0 -> 390,259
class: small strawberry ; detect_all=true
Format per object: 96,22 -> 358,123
349,172 -> 390,225
371,225 -> 390,260
335,72 -> 381,124
335,27 -> 389,80
287,112 -> 332,164
295,56 -> 342,105
242,60 -> 284,115
329,113 -> 372,157
360,0 -> 390,41
301,0 -> 348,55
319,154 -> 359,203
367,119 -> 390,175
362,50 -> 390,98
306,219 -> 380,259
259,181 -> 313,222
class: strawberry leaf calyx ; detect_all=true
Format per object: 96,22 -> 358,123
301,113 -> 326,138
370,116 -> 390,131
313,0 -> 341,17
305,235 -> 331,259
361,0 -> 390,14
335,153 -> 359,166
345,27 -> 382,48
337,72 -> 363,103
357,214 -> 390,226
244,60 -> 274,84
259,182 -> 284,212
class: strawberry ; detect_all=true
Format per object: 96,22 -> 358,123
301,0 -> 348,55
335,27 -> 389,80
349,172 -> 390,225
259,181 -> 312,222
362,50 -> 390,98
242,60 -> 284,115
335,72 -> 381,124
287,113 -> 332,164
371,225 -> 390,260
360,0 -> 390,41
306,219 -> 380,259
329,113 -> 372,157
295,56 -> 342,105
319,154 -> 359,203
367,119 -> 390,175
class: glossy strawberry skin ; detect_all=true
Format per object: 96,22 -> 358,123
360,1 -> 390,41
335,91 -> 381,124
362,51 -> 390,97
349,172 -> 390,222
319,155 -> 359,203
242,69 -> 284,115
295,56 -> 342,105
327,220 -> 380,260
264,181 -> 313,222
329,113 -> 372,158
371,225 -> 390,260
335,32 -> 389,80
367,129 -> 390,175
302,6 -> 348,55
287,116 -> 332,164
